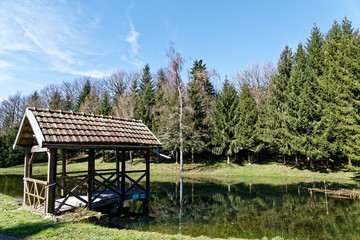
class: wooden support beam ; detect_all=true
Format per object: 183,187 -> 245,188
61,149 -> 67,196
116,150 -> 120,189
121,150 -> 126,206
87,149 -> 95,210
23,147 -> 31,206
144,149 -> 150,214
29,152 -> 37,178
46,148 -> 57,214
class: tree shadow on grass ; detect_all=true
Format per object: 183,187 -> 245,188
1,221 -> 59,239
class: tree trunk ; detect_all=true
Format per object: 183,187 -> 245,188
326,159 -> 329,169
308,156 -> 314,170
295,154 -> 299,168
191,149 -> 194,164
248,151 -> 251,165
256,153 -> 259,162
348,157 -> 352,166
130,151 -> 133,164
283,155 -> 286,165
227,155 -> 230,165
175,150 -> 179,164
179,86 -> 184,172
102,150 -> 105,163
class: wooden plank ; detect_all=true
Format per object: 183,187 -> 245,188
46,148 -> 57,214
23,177 -> 48,186
88,149 -> 95,210
31,145 -> 48,153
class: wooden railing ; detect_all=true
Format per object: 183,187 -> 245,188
23,177 -> 48,216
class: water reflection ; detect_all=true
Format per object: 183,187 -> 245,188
1,175 -> 360,239
0,175 -> 23,197
132,179 -> 360,240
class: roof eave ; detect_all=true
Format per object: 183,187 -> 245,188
12,108 -> 46,150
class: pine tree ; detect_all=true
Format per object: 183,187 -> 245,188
137,83 -> 155,127
152,69 -> 167,132
263,46 -> 294,163
235,83 -> 258,164
286,43 -> 321,169
321,18 -> 360,165
98,92 -> 112,116
212,77 -> 239,164
139,64 -> 152,92
137,65 -> 155,128
74,79 -> 91,112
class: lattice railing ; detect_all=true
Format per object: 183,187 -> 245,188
23,177 -> 48,216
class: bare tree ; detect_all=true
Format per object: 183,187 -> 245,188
233,61 -> 275,110
163,44 -> 185,171
112,71 -> 141,118
0,92 -> 26,131
78,88 -> 99,114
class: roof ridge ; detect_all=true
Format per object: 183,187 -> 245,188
27,107 -> 142,122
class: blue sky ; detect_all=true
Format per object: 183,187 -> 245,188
0,0 -> 360,101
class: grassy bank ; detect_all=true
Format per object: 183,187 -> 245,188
0,156 -> 358,185
0,193 -> 287,240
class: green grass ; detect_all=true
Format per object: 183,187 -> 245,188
0,193 -> 287,240
0,194 -> 225,240
0,156 -> 357,185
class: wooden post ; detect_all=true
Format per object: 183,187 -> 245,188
144,149 -> 150,214
61,149 -> 67,196
88,149 -> 95,210
46,148 -> 57,214
23,147 -> 31,206
121,150 -> 126,206
116,150 -> 120,189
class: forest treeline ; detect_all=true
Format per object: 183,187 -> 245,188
1,18 -> 360,170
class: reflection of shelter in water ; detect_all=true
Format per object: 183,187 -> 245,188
13,107 -> 161,216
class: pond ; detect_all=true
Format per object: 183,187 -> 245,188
1,175 -> 360,239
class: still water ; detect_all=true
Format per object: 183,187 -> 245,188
1,175 -> 360,239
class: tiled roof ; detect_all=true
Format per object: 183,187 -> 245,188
14,108 -> 161,148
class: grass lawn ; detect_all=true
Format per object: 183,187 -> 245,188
0,155 -> 358,185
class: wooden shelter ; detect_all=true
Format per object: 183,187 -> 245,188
13,107 -> 161,216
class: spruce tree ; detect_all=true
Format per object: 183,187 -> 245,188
137,82 -> 155,127
152,69 -> 167,132
98,92 -> 112,116
212,77 -> 239,164
321,18 -> 360,165
137,65 -> 155,128
264,46 -> 294,163
235,83 -> 258,163
139,64 -> 152,92
287,43 -> 321,169
74,79 -> 91,112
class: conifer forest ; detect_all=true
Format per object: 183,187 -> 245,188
1,18 -> 360,170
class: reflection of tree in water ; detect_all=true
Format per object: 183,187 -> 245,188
133,180 -> 360,239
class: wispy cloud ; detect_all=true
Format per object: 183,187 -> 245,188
0,60 -> 12,69
0,0 -> 106,77
125,23 -> 140,55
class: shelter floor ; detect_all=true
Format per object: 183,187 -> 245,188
55,188 -> 147,212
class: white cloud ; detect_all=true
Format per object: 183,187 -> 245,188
0,0 -> 105,77
0,60 -> 12,69
125,23 -> 140,55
